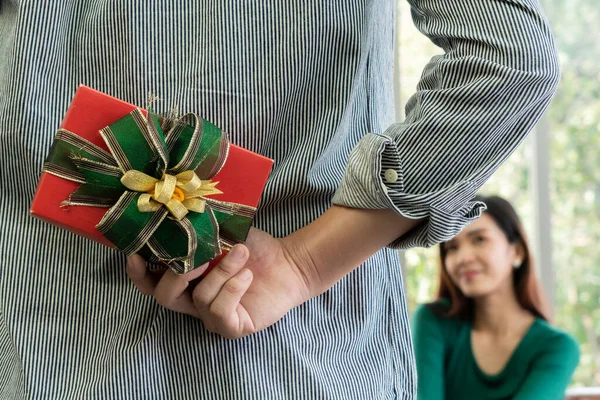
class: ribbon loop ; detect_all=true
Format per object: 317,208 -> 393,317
182,197 -> 206,213
121,170 -> 158,192
153,173 -> 177,204
138,193 -> 162,212
176,170 -> 202,192
165,198 -> 189,220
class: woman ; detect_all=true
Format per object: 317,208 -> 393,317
412,195 -> 580,400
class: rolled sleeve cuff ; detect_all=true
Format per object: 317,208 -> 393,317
331,133 -> 486,249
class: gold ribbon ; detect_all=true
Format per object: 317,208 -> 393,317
121,170 -> 223,220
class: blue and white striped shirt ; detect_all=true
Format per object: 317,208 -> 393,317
0,0 -> 559,398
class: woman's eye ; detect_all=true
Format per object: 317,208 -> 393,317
474,236 -> 485,244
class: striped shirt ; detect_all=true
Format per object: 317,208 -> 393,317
0,0 -> 559,399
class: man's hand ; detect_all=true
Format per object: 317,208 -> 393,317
126,227 -> 313,339
127,205 -> 422,338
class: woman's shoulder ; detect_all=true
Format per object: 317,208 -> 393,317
412,300 -> 468,352
412,299 -> 467,331
412,299 -> 447,322
528,319 -> 580,363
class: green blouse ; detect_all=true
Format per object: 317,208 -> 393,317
411,302 -> 580,400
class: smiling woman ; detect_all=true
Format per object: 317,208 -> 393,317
437,195 -> 548,322
411,195 -> 580,400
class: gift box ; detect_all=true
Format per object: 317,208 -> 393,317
31,85 -> 273,274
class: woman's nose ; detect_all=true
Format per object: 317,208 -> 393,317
455,245 -> 475,266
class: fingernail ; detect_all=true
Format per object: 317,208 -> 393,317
240,268 -> 252,281
230,245 -> 245,260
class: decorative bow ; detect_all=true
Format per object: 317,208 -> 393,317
43,108 -> 256,274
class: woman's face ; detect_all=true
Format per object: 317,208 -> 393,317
443,213 -> 523,299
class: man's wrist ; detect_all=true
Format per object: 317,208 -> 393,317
279,235 -> 324,299
282,205 -> 423,297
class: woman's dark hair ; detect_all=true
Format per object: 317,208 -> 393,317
432,195 -> 550,321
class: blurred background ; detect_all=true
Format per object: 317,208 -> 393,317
394,0 -> 600,391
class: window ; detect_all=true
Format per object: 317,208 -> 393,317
396,0 -> 600,386
545,0 -> 600,386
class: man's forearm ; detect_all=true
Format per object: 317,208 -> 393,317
282,205 -> 423,297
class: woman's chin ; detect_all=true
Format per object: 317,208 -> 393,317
460,284 -> 492,299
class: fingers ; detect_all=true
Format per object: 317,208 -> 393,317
127,245 -> 256,338
126,254 -> 158,295
192,245 -> 249,310
199,268 -> 254,337
153,264 -> 209,316
127,254 -> 209,317
192,245 -> 254,336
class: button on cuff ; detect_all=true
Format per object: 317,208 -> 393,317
384,169 -> 398,183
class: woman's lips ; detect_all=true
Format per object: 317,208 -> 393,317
462,271 -> 480,280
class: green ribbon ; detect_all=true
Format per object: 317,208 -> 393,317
43,108 -> 256,274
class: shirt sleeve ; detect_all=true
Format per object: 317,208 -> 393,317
513,332 -> 580,400
411,305 -> 447,400
331,0 -> 561,249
